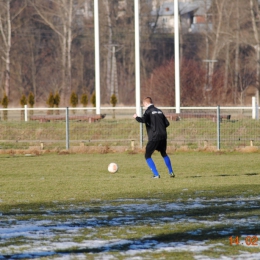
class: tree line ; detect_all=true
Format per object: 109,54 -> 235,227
0,0 -> 260,107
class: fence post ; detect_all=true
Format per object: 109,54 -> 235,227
140,106 -> 143,148
257,102 -> 259,120
24,105 -> 28,122
66,107 -> 70,150
252,97 -> 259,120
217,105 -> 220,150
252,97 -> 256,119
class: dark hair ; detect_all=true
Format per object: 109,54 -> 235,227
143,97 -> 153,104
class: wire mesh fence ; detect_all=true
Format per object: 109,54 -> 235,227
0,106 -> 259,151
165,107 -> 260,150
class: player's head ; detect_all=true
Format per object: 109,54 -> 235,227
143,97 -> 153,108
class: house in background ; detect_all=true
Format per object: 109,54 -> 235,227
76,0 -> 212,34
76,0 -> 127,20
150,0 -> 212,34
76,0 -> 93,19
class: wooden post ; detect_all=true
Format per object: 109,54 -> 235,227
131,140 -> 135,151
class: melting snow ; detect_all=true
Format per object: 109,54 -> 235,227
0,196 -> 259,259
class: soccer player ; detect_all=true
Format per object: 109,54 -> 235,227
133,97 -> 175,178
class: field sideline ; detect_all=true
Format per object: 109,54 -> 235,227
0,151 -> 260,259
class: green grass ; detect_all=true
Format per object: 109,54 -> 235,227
0,151 -> 259,205
0,151 -> 260,259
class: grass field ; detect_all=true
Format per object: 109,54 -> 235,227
0,151 -> 260,259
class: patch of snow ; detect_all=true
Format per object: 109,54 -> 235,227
0,196 -> 259,259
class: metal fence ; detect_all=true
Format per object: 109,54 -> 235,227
0,106 -> 259,151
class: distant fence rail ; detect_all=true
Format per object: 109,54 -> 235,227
0,106 -> 259,151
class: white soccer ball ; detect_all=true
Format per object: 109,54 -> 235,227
108,162 -> 118,173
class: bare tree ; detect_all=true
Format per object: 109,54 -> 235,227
249,0 -> 260,104
13,20 -> 54,103
234,0 -> 240,104
228,0 -> 260,105
0,0 -> 26,97
103,0 -> 113,103
204,0 -> 226,101
222,3 -> 233,94
29,0 -> 83,104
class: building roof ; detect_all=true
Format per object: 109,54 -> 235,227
151,0 -> 212,16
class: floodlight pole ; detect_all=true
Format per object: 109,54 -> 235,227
135,0 -> 141,115
174,0 -> 180,114
94,0 -> 101,114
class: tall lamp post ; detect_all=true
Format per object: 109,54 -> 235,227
135,0 -> 141,115
174,0 -> 180,113
94,0 -> 101,114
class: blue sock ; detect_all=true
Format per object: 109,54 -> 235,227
146,158 -> 160,176
163,156 -> 173,174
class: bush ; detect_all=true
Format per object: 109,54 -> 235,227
80,93 -> 88,107
142,59 -> 205,106
91,92 -> 96,107
70,92 -> 78,114
1,93 -> 8,120
46,92 -> 55,114
110,94 -> 117,119
47,92 -> 55,108
53,92 -> 61,114
20,94 -> 27,107
28,92 -> 35,116
70,92 -> 78,107
1,92 -> 8,108
110,94 -> 117,107
81,93 -> 88,114
20,94 -> 27,120
28,92 -> 35,108
54,92 -> 60,107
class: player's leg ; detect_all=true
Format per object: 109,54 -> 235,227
163,155 -> 175,177
145,141 -> 160,178
159,140 -> 175,177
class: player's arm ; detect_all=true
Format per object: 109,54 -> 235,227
133,112 -> 148,124
135,115 -> 145,123
164,114 -> 170,127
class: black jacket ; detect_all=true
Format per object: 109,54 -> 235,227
135,105 -> 169,141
